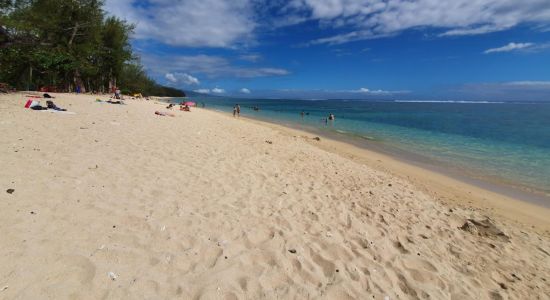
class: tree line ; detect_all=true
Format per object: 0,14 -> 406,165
0,0 -> 185,97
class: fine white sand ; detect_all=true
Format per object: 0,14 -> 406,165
1,93 -> 549,299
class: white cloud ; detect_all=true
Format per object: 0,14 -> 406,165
352,87 -> 408,94
441,25 -> 512,37
104,0 -> 255,47
503,81 -> 550,87
241,88 -> 408,99
240,88 -> 251,94
179,73 -> 200,85
165,73 -> 200,85
165,73 -> 177,83
142,54 -> 289,79
105,1 -> 550,47
484,42 -> 534,54
282,0 -> 550,45
193,87 -> 225,94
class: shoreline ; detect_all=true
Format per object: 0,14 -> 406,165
205,109 -> 550,232
205,106 -> 550,204
286,119 -> 550,206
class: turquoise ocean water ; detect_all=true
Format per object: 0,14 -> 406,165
176,97 -> 550,200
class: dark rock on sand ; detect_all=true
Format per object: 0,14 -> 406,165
6,188 -> 14,194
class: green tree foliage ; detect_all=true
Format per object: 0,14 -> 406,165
0,0 -> 185,96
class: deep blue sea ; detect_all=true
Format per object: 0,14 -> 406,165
179,97 -> 550,198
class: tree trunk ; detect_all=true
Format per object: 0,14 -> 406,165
68,22 -> 79,48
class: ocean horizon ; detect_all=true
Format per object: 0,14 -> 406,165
175,96 -> 550,202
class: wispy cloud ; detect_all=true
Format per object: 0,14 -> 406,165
484,42 -> 534,54
236,87 -> 410,99
503,81 -> 550,87
193,87 -> 225,94
106,0 -> 550,48
282,0 -> 550,45
441,24 -> 513,37
350,87 -> 408,94
142,54 -> 289,79
165,73 -> 200,85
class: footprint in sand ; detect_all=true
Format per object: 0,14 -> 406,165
310,250 -> 336,278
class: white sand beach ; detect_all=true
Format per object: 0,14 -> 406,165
1,93 -> 549,299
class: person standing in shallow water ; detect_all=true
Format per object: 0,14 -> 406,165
236,104 -> 241,117
233,105 -> 237,117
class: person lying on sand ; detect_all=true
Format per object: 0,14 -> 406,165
166,103 -> 175,109
107,100 -> 124,105
155,111 -> 175,117
180,104 -> 190,111
46,100 -> 66,111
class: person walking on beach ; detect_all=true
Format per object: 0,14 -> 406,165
233,105 -> 237,117
236,104 -> 241,117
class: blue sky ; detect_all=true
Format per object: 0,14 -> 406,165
105,0 -> 550,100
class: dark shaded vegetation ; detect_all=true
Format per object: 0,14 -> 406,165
0,0 -> 185,97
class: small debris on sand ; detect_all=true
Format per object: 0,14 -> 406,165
313,137 -> 321,141
288,249 -> 297,254
108,271 -> 118,281
459,218 -> 510,242
6,188 -> 14,194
